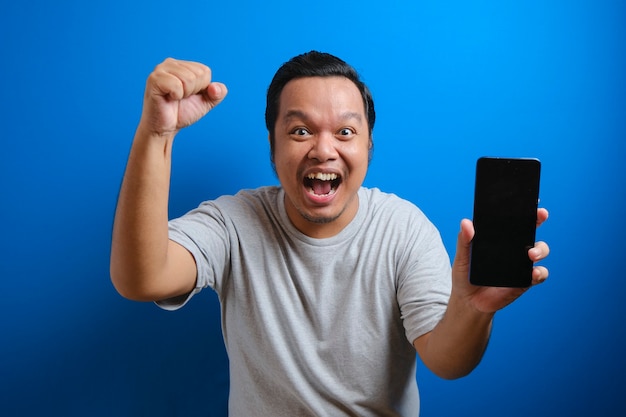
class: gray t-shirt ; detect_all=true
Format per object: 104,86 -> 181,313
161,186 -> 451,416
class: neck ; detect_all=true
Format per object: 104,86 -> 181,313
284,194 -> 359,239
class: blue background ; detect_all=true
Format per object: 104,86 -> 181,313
1,0 -> 625,416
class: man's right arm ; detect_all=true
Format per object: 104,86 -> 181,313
110,58 -> 228,302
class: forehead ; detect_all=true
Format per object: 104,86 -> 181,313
278,76 -> 365,121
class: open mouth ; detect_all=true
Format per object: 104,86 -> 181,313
304,172 -> 342,197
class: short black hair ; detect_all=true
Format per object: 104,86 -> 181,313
265,51 -> 375,164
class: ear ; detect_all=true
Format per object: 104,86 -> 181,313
367,136 -> 374,164
268,132 -> 276,166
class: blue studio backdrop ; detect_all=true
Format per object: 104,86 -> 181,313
1,0 -> 625,416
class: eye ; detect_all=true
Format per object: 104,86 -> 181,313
290,127 -> 311,137
337,127 -> 355,138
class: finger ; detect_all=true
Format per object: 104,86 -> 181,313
528,241 -> 550,262
531,265 -> 549,285
536,208 -> 549,227
149,58 -> 212,101
174,59 -> 213,98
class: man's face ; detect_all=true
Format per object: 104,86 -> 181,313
272,76 -> 372,238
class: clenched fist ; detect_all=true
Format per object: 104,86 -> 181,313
139,58 -> 228,137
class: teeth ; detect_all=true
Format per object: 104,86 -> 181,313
306,173 -> 338,181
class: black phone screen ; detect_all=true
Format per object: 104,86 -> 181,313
469,157 -> 541,287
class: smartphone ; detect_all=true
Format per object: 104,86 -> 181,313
469,157 -> 541,287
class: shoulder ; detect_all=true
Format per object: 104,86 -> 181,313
360,187 -> 427,221
171,186 -> 281,229
208,186 -> 281,213
358,187 -> 441,244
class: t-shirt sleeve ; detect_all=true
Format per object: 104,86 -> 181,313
396,210 -> 452,344
155,200 -> 231,311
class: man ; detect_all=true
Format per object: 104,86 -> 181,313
110,51 -> 550,416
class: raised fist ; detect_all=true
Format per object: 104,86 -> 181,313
139,58 -> 228,136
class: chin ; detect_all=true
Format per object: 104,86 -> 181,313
300,211 -> 341,225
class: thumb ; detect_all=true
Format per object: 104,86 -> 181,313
452,219 -> 475,272
205,82 -> 228,109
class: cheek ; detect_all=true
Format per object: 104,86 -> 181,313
273,146 -> 300,181
341,141 -> 371,169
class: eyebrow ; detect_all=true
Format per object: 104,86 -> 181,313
283,109 -> 364,124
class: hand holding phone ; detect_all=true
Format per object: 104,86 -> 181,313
469,157 -> 541,287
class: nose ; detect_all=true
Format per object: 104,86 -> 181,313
308,132 -> 338,162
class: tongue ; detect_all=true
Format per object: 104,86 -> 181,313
311,179 -> 332,195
